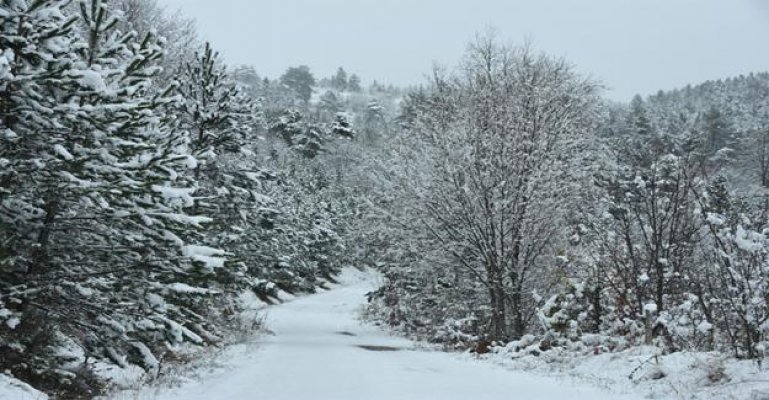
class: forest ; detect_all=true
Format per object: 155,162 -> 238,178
1,0 -> 768,399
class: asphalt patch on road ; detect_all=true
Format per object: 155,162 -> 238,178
356,345 -> 401,352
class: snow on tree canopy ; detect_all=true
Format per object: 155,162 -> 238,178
182,245 -> 227,271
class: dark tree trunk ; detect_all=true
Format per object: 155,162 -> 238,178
486,263 -> 507,341
30,199 -> 58,275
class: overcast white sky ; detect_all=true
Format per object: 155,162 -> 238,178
158,0 -> 769,101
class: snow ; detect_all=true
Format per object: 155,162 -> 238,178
154,213 -> 212,227
644,303 -> 658,313
160,317 -> 204,345
76,69 -> 107,92
705,213 -> 725,226
181,245 -> 226,271
488,344 -> 769,400
146,292 -> 166,309
181,245 -> 224,258
184,155 -> 198,170
697,320 -> 714,333
167,283 -> 219,295
189,254 -> 225,271
5,317 -> 20,329
0,49 -> 13,81
98,316 -> 127,334
53,144 -> 74,161
238,290 -> 269,310
130,342 -> 160,370
734,225 -> 765,253
0,374 -> 47,400
110,268 -> 642,400
152,185 -> 196,207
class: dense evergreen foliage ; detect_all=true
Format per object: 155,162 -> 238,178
0,1 -> 392,397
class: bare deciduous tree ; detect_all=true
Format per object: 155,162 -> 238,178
374,35 -> 599,340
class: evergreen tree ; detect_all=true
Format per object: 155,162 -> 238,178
318,90 -> 342,122
173,40 -> 265,293
702,106 -> 733,156
348,73 -> 361,92
280,65 -> 315,105
628,94 -> 652,136
0,1 -> 218,392
331,67 -> 348,91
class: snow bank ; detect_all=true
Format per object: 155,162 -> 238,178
0,374 -> 48,400
335,266 -> 381,286
484,344 -> 769,400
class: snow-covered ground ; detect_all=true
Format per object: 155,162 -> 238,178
6,268 -> 766,399
483,338 -> 769,400
0,374 -> 47,400
108,268 -> 644,400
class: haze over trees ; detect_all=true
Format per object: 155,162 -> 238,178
0,0 -> 767,398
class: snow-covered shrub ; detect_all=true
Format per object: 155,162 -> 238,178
659,294 -> 714,351
698,179 -> 769,359
364,258 -> 492,346
538,277 -> 591,349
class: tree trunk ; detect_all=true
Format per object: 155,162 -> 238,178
30,199 -> 58,275
510,287 -> 526,339
486,262 -> 507,341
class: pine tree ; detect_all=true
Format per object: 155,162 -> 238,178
318,90 -> 342,122
0,1 -> 220,392
331,112 -> 355,139
628,94 -> 652,136
174,40 -> 270,299
280,65 -> 315,105
176,42 -> 257,166
331,67 -> 348,91
348,73 -> 361,92
0,0 -> 84,389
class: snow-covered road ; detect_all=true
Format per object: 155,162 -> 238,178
143,271 -> 642,400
